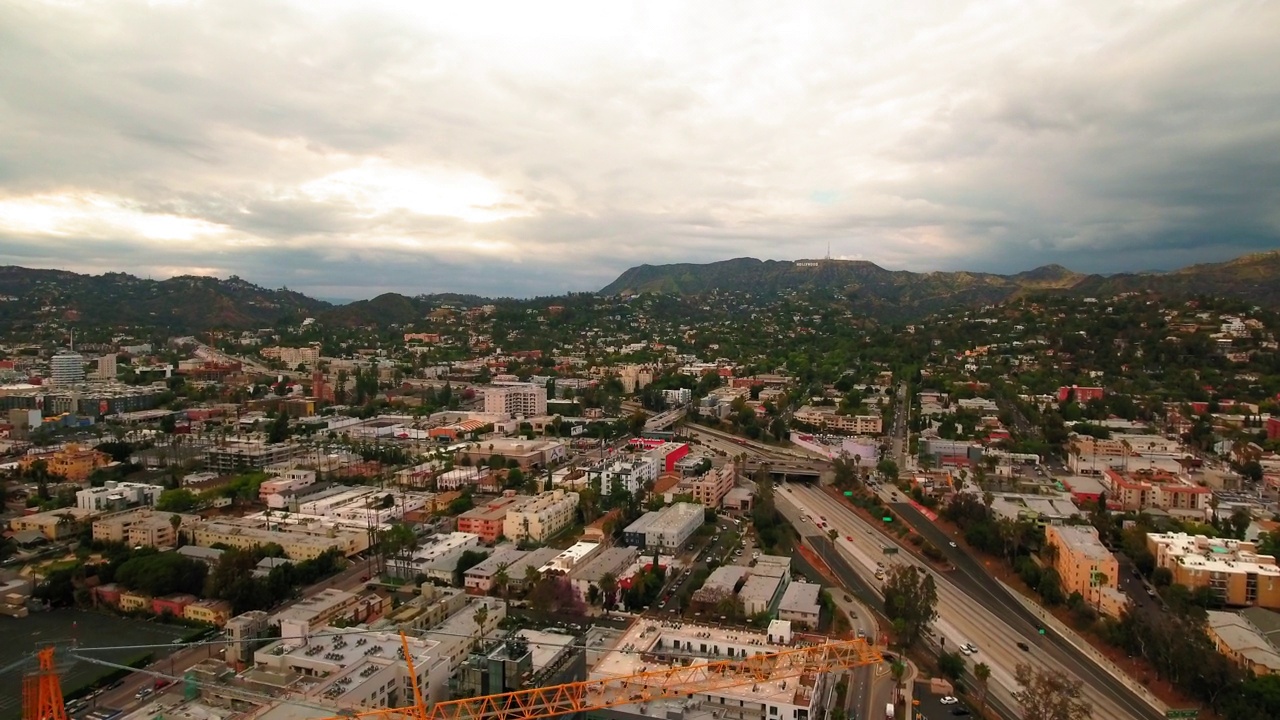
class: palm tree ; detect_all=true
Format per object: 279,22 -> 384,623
600,572 -> 618,610
493,564 -> 510,599
472,603 -> 489,644
828,528 -> 839,542
973,662 -> 991,712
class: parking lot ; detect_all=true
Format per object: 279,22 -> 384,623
911,682 -> 979,720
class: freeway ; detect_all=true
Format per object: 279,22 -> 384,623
784,484 -> 1161,720
887,501 -> 1166,719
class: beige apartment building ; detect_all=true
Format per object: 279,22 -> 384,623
92,508 -> 201,547
1045,524 -> 1121,610
792,406 -> 882,435
503,489 -> 579,543
1148,533 -> 1280,609
681,461 -> 736,508
191,520 -> 367,560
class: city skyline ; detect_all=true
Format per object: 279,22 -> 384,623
1,1 -> 1278,300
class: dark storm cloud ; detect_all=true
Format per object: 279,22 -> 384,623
1,1 -> 1278,298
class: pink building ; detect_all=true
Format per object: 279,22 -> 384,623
152,593 -> 198,617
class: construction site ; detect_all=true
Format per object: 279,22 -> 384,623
14,613 -> 879,720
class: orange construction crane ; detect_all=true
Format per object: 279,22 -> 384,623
23,647 -> 68,720
27,633 -> 880,720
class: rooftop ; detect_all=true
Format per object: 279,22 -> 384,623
739,574 -> 783,605
540,541 -> 600,573
1150,532 -> 1280,576
1208,610 -> 1280,671
778,582 -> 822,615
1050,525 -> 1113,560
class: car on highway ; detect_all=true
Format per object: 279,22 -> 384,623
1017,641 -> 1030,652
948,541 -> 957,548
940,696 -> 958,705
846,535 -> 853,541
963,642 -> 978,654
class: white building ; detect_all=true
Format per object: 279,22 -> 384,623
503,489 -> 579,543
94,353 -> 118,381
622,502 -> 703,550
76,480 -> 165,512
386,532 -> 484,582
662,388 -> 692,407
49,351 -> 85,386
587,456 -> 660,496
483,384 -> 547,418
777,581 -> 822,629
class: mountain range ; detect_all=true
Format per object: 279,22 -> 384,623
599,251 -> 1280,319
1,250 -> 1279,332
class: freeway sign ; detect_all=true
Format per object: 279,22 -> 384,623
883,546 -> 898,555
1166,711 -> 1199,719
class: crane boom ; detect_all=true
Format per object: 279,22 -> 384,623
339,637 -> 881,720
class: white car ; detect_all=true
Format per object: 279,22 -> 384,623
948,541 -> 958,548
964,642 -> 978,654
960,647 -> 972,656
940,696 -> 959,705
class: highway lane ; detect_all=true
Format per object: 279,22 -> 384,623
786,484 -> 1150,720
889,502 -> 1165,720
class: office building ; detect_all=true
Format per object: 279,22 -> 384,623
49,351 -> 85,385
1148,532 -> 1280,609
503,489 -> 579,543
204,441 -> 296,474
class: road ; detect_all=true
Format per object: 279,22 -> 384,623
886,502 -> 1165,720
784,484 -> 1161,720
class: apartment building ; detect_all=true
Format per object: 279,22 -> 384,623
8,507 -> 96,540
569,546 -> 640,600
261,345 -> 320,368
92,508 -> 200,547
622,502 -> 703,550
183,599 -> 233,627
777,581 -> 822,629
792,406 -> 882,435
503,489 -> 579,543
457,493 -> 527,543
679,461 -> 736,508
191,520 -> 367,560
204,441 -> 295,474
1045,524 -> 1121,611
76,480 -> 165,513
20,444 -> 111,483
1104,468 -> 1211,514
586,456 -> 659,496
1148,533 -> 1280,609
483,383 -> 547,418
462,544 -> 528,594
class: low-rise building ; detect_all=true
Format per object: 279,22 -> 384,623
386,532 -> 484,582
191,519 -> 367,560
777,581 -> 822,629
457,493 -> 527,543
184,599 -> 234,626
569,546 -> 640,600
1104,468 -> 1211,515
503,489 -> 579,543
1148,533 -> 1280,609
1207,608 -> 1280,675
463,545 -> 527,594
458,437 -> 566,471
8,507 -> 96,540
92,507 -> 199,547
792,406 -> 882,435
76,480 -> 165,512
680,461 -> 736,508
621,502 -> 703,550
119,591 -> 150,612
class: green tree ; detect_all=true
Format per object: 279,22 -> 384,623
156,488 -> 199,513
1013,663 -> 1091,720
882,564 -> 938,649
937,651 -> 965,681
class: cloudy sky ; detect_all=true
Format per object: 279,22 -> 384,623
1,1 -> 1278,299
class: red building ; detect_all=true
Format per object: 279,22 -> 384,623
1058,386 -> 1104,403
152,594 -> 197,618
1268,417 -> 1280,441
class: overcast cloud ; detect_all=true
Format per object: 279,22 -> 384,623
1,0 -> 1278,299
